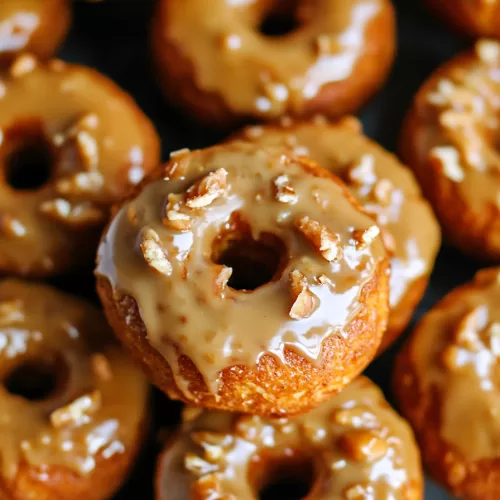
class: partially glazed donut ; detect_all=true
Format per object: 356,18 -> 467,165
96,142 -> 390,417
151,0 -> 396,126
400,39 -> 500,260
426,0 -> 500,39
0,0 -> 70,65
0,280 -> 149,500
236,117 -> 441,351
394,267 -> 500,499
155,376 -> 423,500
0,55 -> 160,277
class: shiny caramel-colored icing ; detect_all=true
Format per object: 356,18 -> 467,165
400,39 -> 500,258
153,0 -> 395,123
0,0 -> 70,65
156,377 -> 422,500
0,55 -> 159,276
0,280 -> 148,481
97,142 -> 387,397
238,118 -> 441,345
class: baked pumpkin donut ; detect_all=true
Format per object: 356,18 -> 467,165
0,0 -> 71,65
425,0 -> 500,39
236,117 -> 441,351
394,267 -> 500,499
0,279 -> 149,500
400,39 -> 500,261
0,54 -> 160,277
155,376 -> 423,500
96,141 -> 390,417
151,0 -> 396,127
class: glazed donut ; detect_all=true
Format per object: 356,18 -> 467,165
0,0 -> 70,65
96,141 -> 390,417
394,267 -> 500,499
155,376 -> 423,500
425,0 -> 500,39
0,54 -> 160,277
151,0 -> 396,127
400,39 -> 500,261
0,280 -> 149,500
235,117 -> 441,351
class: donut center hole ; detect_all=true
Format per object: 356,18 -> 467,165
4,134 -> 53,191
4,358 -> 64,401
258,456 -> 315,500
259,2 -> 300,37
212,221 -> 287,291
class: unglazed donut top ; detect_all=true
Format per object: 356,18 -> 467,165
0,280 -> 148,479
96,142 -> 387,396
158,0 -> 392,118
239,118 -> 441,310
0,55 -> 159,274
408,268 -> 500,461
156,377 -> 421,500
407,39 -> 500,215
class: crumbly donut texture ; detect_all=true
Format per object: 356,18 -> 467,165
155,376 -> 423,500
400,39 -> 500,261
96,142 -> 390,417
394,267 -> 500,499
0,55 -> 160,276
0,280 -> 149,500
236,117 -> 441,351
151,0 -> 395,126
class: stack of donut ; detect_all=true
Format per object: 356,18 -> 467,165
6,0 -> 500,498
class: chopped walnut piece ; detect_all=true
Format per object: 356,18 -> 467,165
296,216 -> 341,262
39,199 -> 104,225
273,174 -> 298,204
430,146 -> 464,182
214,266 -> 233,296
317,274 -> 334,288
343,483 -> 375,500
186,168 -> 228,209
50,391 -> 101,428
340,430 -> 388,463
76,131 -> 99,170
10,54 -> 37,77
476,39 -> 500,65
347,155 -> 376,186
164,210 -> 192,232
289,270 -> 318,320
91,354 -> 112,381
56,171 -> 104,195
352,225 -> 380,250
140,229 -> 172,276
184,453 -> 219,476
372,179 -> 394,205
0,214 -> 26,238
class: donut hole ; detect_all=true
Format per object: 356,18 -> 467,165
4,357 -> 66,401
212,216 -> 287,291
259,1 -> 300,37
256,455 -> 315,500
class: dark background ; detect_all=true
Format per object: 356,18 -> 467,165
55,1 -> 476,497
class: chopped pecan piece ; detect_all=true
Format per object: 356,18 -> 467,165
352,225 -> 380,250
50,391 -> 101,428
186,168 -> 228,209
273,174 -> 298,204
296,216 -> 341,262
430,146 -> 464,182
140,228 -> 172,276
289,270 -> 318,320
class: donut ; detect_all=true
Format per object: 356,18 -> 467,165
0,54 -> 160,277
425,0 -> 500,39
155,376 -> 423,500
96,141 -> 390,417
0,279 -> 149,500
151,0 -> 396,127
393,267 -> 500,499
400,39 -> 500,261
0,0 -> 71,65
234,117 -> 441,351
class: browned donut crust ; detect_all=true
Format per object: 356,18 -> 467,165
425,0 -> 500,39
0,0 -> 70,66
96,142 -> 390,417
151,0 -> 396,127
0,280 -> 150,500
0,55 -> 160,277
393,267 -> 500,500
155,377 -> 423,500
233,117 -> 441,352
400,39 -> 500,261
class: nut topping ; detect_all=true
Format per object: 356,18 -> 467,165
289,270 -> 318,320
430,146 -> 464,182
0,214 -> 26,238
347,155 -> 376,186
76,131 -> 99,170
10,54 -> 37,78
214,266 -> 233,296
273,174 -> 298,204
476,39 -> 500,65
296,216 -> 341,262
140,228 -> 173,276
39,199 -> 104,225
352,225 -> 380,250
340,430 -> 388,462
50,391 -> 102,428
184,453 -> 219,476
164,210 -> 192,232
186,168 -> 228,209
